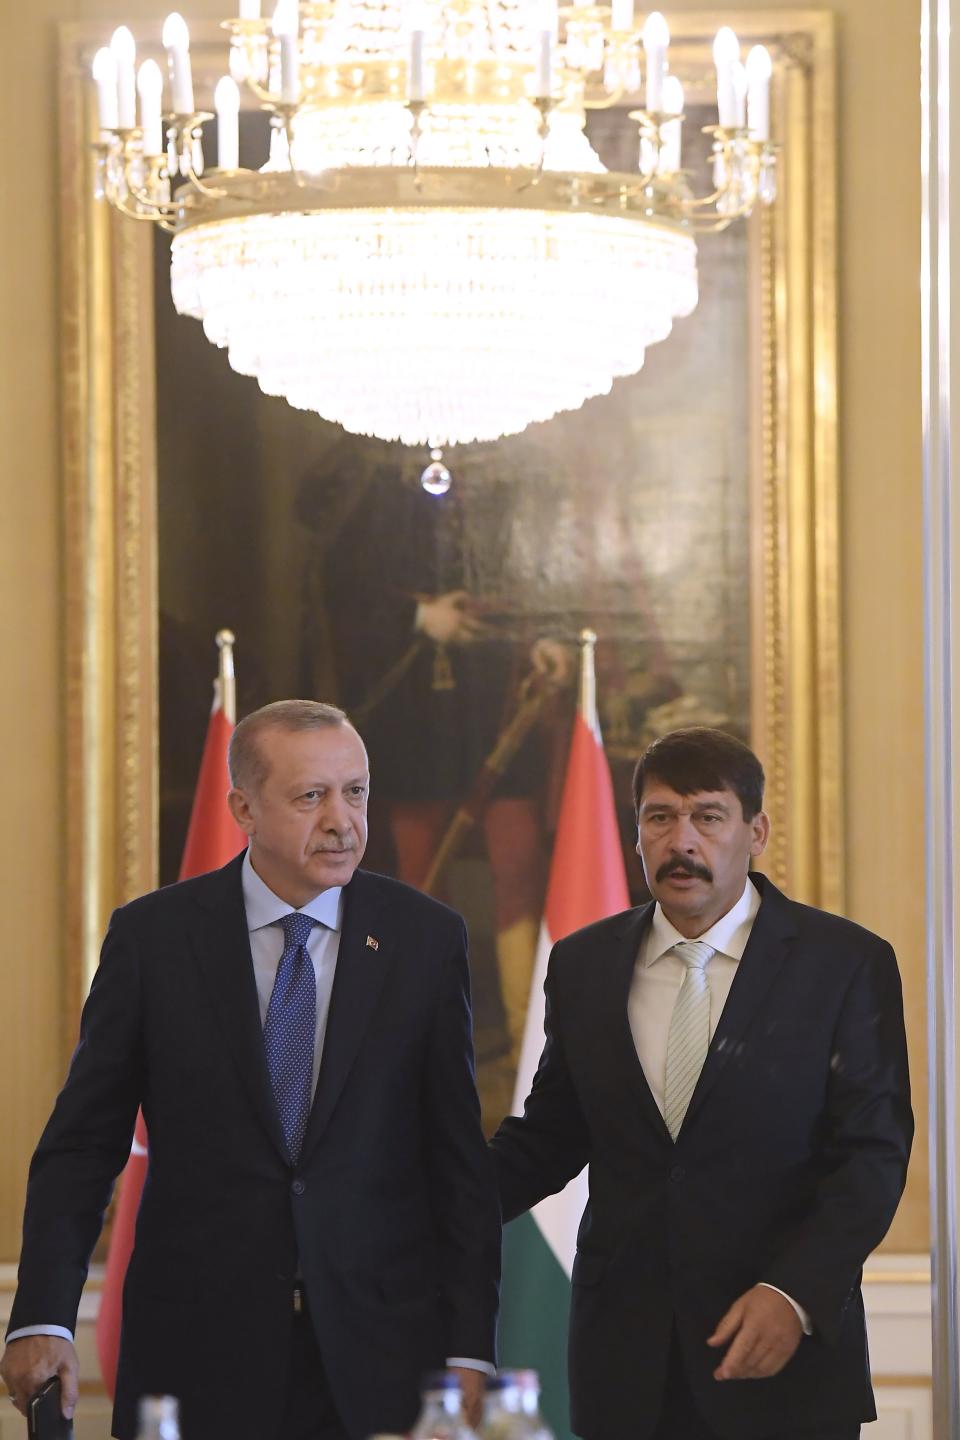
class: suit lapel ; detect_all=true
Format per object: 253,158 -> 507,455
190,854 -> 291,1165
300,870 -> 392,1160
681,875 -> 799,1130
604,905 -> 675,1144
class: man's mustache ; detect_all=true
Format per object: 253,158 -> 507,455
656,857 -> 713,883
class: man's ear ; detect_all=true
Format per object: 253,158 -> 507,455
750,810 -> 771,857
228,787 -> 256,836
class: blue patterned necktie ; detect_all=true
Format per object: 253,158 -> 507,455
263,911 -> 318,1164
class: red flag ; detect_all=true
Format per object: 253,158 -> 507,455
178,704 -> 246,881
96,654 -> 244,1395
542,707 -> 630,946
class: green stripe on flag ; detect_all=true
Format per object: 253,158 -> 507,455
498,1212 -> 575,1440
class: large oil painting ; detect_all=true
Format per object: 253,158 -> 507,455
153,101 -> 751,1118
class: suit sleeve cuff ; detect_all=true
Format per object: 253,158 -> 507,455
5,1326 -> 75,1344
759,1283 -> 813,1335
446,1357 -> 497,1377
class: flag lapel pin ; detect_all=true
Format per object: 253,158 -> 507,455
366,935 -> 380,951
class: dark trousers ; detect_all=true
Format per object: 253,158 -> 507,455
650,1328 -> 860,1440
281,1298 -> 349,1440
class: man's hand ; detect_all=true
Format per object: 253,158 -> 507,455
529,637 -> 573,684
416,592 -> 488,647
450,1366 -> 486,1428
0,1335 -> 79,1418
707,1285 -> 803,1381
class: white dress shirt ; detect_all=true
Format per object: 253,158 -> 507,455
627,878 -> 811,1334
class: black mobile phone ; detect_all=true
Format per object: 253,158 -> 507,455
27,1377 -> 73,1440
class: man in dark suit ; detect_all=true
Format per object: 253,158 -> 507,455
491,727 -> 912,1440
1,701 -> 500,1440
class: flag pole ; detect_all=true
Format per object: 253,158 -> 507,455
578,627 -> 597,727
216,628 -> 236,724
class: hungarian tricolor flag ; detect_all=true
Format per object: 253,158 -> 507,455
95,643 -> 244,1395
497,634 -> 629,1440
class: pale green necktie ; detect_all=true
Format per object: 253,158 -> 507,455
663,940 -> 715,1141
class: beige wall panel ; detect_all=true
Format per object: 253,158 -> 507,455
0,0 -> 927,1267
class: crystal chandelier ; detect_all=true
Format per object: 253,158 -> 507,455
92,3 -> 776,449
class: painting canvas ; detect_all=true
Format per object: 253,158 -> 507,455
154,104 -> 750,1123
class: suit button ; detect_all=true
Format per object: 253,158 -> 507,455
291,1179 -> 305,1196
670,1165 -> 685,1182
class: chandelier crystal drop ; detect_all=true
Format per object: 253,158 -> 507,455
92,2 -> 776,449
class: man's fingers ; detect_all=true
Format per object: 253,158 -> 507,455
0,1339 -> 80,1420
713,1327 -> 760,1381
58,1356 -> 80,1418
707,1299 -> 744,1347
709,1285 -> 805,1381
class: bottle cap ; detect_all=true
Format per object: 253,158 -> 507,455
137,1395 -> 180,1437
496,1370 -> 540,1389
421,1370 -> 462,1392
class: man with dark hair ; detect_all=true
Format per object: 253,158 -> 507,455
492,726 -> 912,1440
2,703 -> 500,1440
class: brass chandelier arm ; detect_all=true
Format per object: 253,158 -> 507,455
165,164 -> 706,232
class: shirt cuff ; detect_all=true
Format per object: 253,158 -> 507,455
5,1326 -> 75,1344
759,1283 -> 812,1335
446,1357 -> 497,1377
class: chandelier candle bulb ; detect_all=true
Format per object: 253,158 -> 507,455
162,12 -> 194,114
732,60 -> 747,128
745,44 -> 772,140
238,0 -> 260,17
659,74 -> 683,174
536,30 -> 552,99
272,0 -> 300,104
110,27 -> 137,129
214,76 -> 241,168
92,47 -> 119,132
408,28 -> 426,103
611,0 -> 634,32
642,12 -> 669,116
713,26 -> 740,127
137,60 -> 165,155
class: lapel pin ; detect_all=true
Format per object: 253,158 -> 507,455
366,935 -> 380,951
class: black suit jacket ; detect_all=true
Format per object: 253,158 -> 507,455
491,875 -> 912,1440
8,857 -> 500,1440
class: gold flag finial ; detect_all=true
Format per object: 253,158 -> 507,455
215,629 -> 236,724
578,628 -> 598,731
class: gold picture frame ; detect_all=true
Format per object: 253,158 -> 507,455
57,10 -> 839,1046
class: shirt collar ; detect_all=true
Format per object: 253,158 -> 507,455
241,848 -> 343,934
644,877 -> 761,967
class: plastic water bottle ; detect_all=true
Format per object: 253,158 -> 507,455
135,1396 -> 180,1440
478,1371 -> 553,1440
410,1371 -> 478,1440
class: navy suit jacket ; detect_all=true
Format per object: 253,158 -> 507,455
491,874 -> 913,1440
9,857 -> 500,1440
